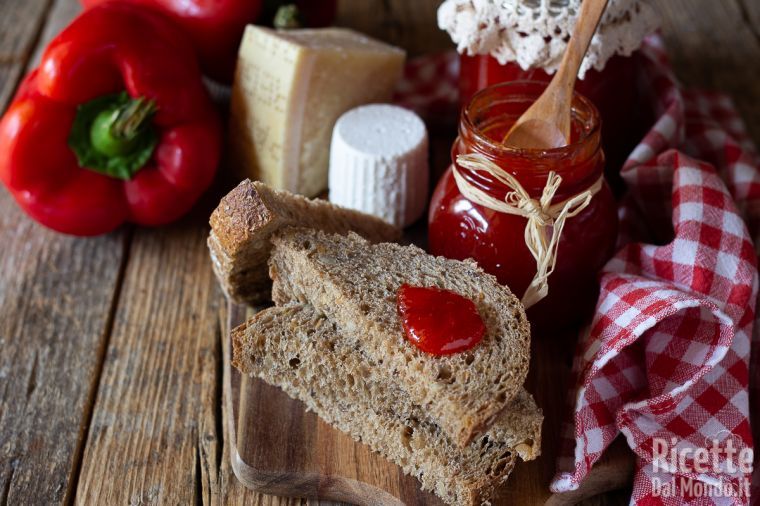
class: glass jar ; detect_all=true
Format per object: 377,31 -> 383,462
428,81 -> 618,331
459,52 -> 651,191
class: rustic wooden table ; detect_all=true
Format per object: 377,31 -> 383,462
1,0 -> 758,505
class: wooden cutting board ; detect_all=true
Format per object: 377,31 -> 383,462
223,300 -> 637,505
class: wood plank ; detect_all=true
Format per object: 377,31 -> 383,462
28,0 -> 81,66
738,0 -> 760,26
0,1 -> 132,505
335,0 -> 451,57
0,206 -> 127,505
0,0 -> 51,110
652,0 -> 760,142
73,208 -> 224,504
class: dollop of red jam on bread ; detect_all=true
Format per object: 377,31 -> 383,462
396,284 -> 485,355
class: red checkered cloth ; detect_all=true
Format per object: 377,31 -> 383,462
394,51 -> 459,122
549,35 -> 760,505
395,34 -> 760,505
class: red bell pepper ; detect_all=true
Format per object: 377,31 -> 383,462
0,2 -> 221,236
80,0 -> 337,83
81,0 -> 263,83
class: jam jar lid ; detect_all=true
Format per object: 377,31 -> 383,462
437,0 -> 660,78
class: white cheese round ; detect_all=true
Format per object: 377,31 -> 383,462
329,104 -> 429,228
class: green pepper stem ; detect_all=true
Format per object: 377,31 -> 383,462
90,96 -> 157,158
273,4 -> 301,29
69,92 -> 159,180
112,97 -> 157,139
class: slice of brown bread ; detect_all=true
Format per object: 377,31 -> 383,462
208,180 -> 401,305
232,304 -> 542,506
268,228 -> 531,447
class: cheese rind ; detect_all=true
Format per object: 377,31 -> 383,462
230,26 -> 406,197
328,104 -> 429,228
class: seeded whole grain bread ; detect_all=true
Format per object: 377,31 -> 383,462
208,180 -> 401,305
232,304 -> 542,506
268,228 -> 531,447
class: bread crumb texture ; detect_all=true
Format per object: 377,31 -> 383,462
268,228 -> 532,447
232,304 -> 542,506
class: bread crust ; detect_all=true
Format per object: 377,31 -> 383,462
209,180 -> 401,305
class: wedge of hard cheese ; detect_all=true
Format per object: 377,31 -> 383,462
232,304 -> 542,506
208,180 -> 400,305
230,26 -> 406,197
269,228 -> 532,447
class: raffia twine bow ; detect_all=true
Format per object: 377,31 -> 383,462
453,153 -> 604,308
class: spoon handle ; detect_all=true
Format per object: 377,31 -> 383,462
500,0 -> 609,148
555,0 -> 609,88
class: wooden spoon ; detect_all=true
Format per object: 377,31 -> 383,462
502,0 -> 609,149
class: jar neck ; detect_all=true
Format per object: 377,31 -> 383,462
454,81 -> 604,201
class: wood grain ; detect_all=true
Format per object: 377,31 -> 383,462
652,0 -> 760,142
0,204 -> 126,506
0,1 -> 130,505
73,215 -> 224,504
0,0 -> 51,110
335,0 -> 451,57
28,0 -> 81,66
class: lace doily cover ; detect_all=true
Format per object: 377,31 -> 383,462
438,0 -> 660,78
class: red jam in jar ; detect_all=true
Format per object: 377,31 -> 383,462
429,81 -> 618,331
459,53 -> 651,187
397,284 -> 485,355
